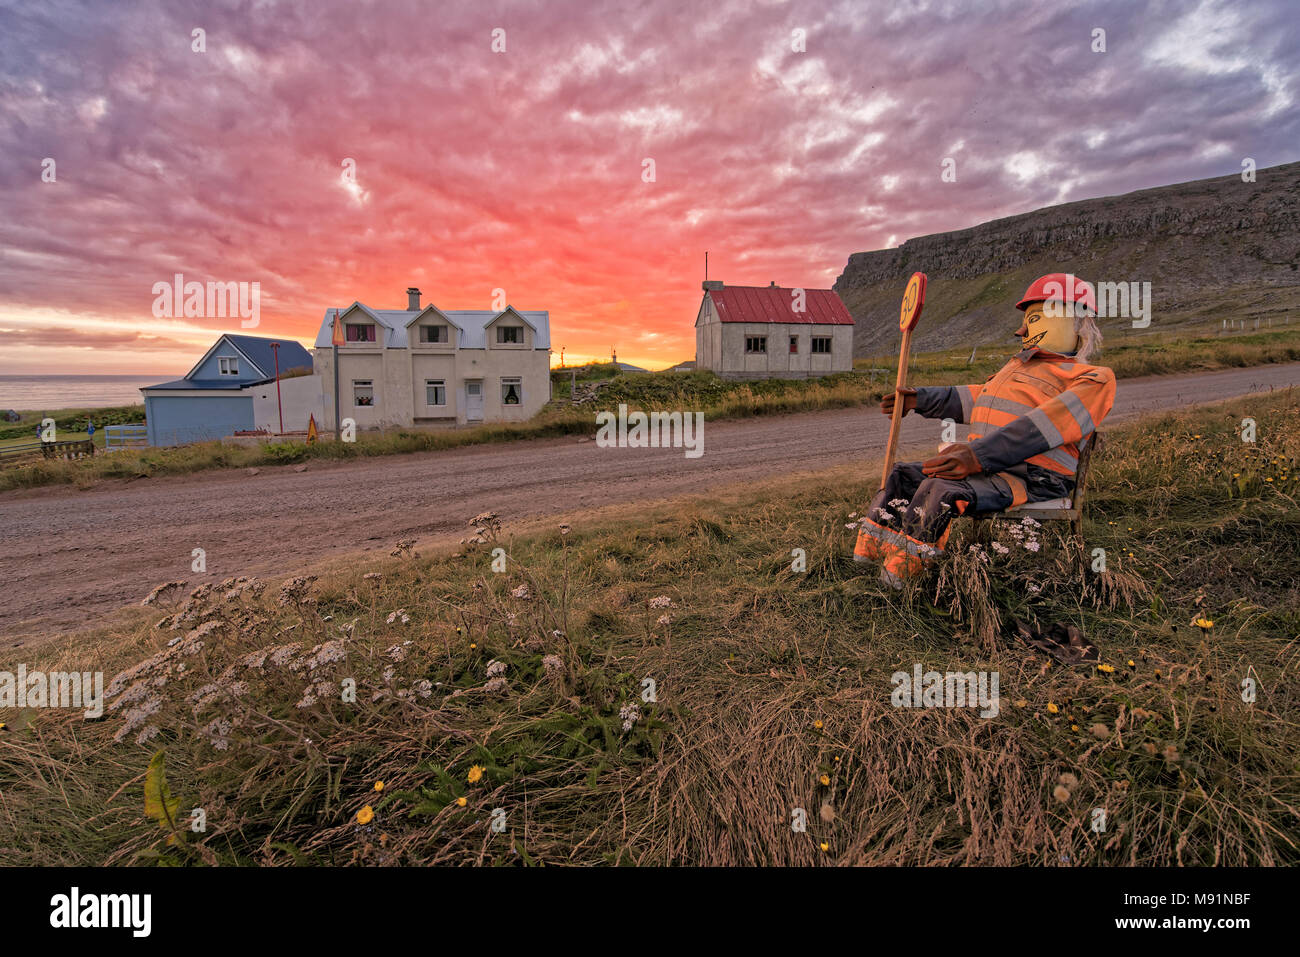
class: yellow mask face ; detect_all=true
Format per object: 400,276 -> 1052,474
1019,302 -> 1079,354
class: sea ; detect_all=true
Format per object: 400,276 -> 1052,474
0,374 -> 176,411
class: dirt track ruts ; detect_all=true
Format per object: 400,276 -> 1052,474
3,362 -> 1298,638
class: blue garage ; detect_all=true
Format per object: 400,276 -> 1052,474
140,334 -> 312,447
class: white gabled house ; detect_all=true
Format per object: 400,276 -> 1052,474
312,287 -> 551,430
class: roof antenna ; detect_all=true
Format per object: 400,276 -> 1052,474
704,250 -> 708,282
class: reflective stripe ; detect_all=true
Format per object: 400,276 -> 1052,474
859,518 -> 944,558
1027,407 -> 1064,448
958,386 -> 975,420
974,394 -> 1037,417
1058,389 -> 1096,436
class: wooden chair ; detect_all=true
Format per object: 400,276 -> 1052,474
974,432 -> 1103,543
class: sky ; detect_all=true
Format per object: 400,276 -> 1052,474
0,0 -> 1296,375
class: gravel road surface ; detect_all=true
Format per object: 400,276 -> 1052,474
2,362 -> 1297,638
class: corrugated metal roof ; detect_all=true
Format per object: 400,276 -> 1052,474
223,335 -> 313,377
313,304 -> 551,350
709,285 -> 854,325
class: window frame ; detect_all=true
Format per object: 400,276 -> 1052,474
419,324 -> 448,344
218,356 -> 239,376
811,336 -> 832,354
745,336 -> 767,355
352,379 -> 375,407
345,323 -> 377,343
789,336 -> 799,354
425,379 -> 447,406
496,326 -> 522,345
501,376 -> 523,405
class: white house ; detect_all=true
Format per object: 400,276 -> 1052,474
695,281 -> 855,379
312,287 -> 551,430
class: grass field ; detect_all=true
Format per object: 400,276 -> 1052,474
1,390 -> 1296,865
3,328 -> 1298,494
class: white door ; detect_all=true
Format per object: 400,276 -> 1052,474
466,381 -> 483,422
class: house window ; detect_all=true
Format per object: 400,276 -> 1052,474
496,326 -> 522,344
218,356 -> 239,375
501,377 -> 522,405
425,379 -> 446,406
345,323 -> 376,342
420,325 -> 448,344
789,336 -> 799,354
745,336 -> 767,354
353,380 -> 374,407
811,336 -> 832,354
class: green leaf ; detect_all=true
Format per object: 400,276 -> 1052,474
144,750 -> 180,833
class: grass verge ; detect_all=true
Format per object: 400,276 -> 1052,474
0,390 -> 1296,865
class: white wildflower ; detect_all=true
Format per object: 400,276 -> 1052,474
619,700 -> 641,732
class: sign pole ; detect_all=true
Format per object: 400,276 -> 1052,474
880,272 -> 927,490
331,309 -> 342,442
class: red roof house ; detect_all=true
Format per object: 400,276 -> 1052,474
695,281 -> 855,379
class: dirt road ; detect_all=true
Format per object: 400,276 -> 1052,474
3,362 -> 1298,637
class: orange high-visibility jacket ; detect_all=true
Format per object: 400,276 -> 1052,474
913,347 -> 1116,506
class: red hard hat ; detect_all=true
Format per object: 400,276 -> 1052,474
1016,273 -> 1096,313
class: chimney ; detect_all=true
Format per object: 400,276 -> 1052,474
406,286 -> 421,311
702,280 -> 723,291
769,281 -> 777,287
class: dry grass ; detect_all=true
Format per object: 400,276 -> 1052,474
0,392 -> 1297,866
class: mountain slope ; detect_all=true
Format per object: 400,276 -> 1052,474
835,161 -> 1300,357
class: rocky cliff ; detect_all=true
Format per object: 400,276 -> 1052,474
835,161 -> 1300,357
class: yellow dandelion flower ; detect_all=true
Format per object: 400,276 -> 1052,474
456,796 -> 467,807
819,773 -> 830,786
1047,702 -> 1059,714
1193,617 -> 1214,630
1071,724 -> 1079,732
1127,659 -> 1136,669
813,719 -> 823,730
373,780 -> 384,792
470,642 -> 477,649
357,805 -> 374,825
1097,663 -> 1115,673
468,765 -> 484,784
819,841 -> 829,852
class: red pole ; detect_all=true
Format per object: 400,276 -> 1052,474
271,342 -> 284,435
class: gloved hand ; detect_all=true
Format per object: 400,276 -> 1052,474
881,387 -> 918,417
921,443 -> 983,479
